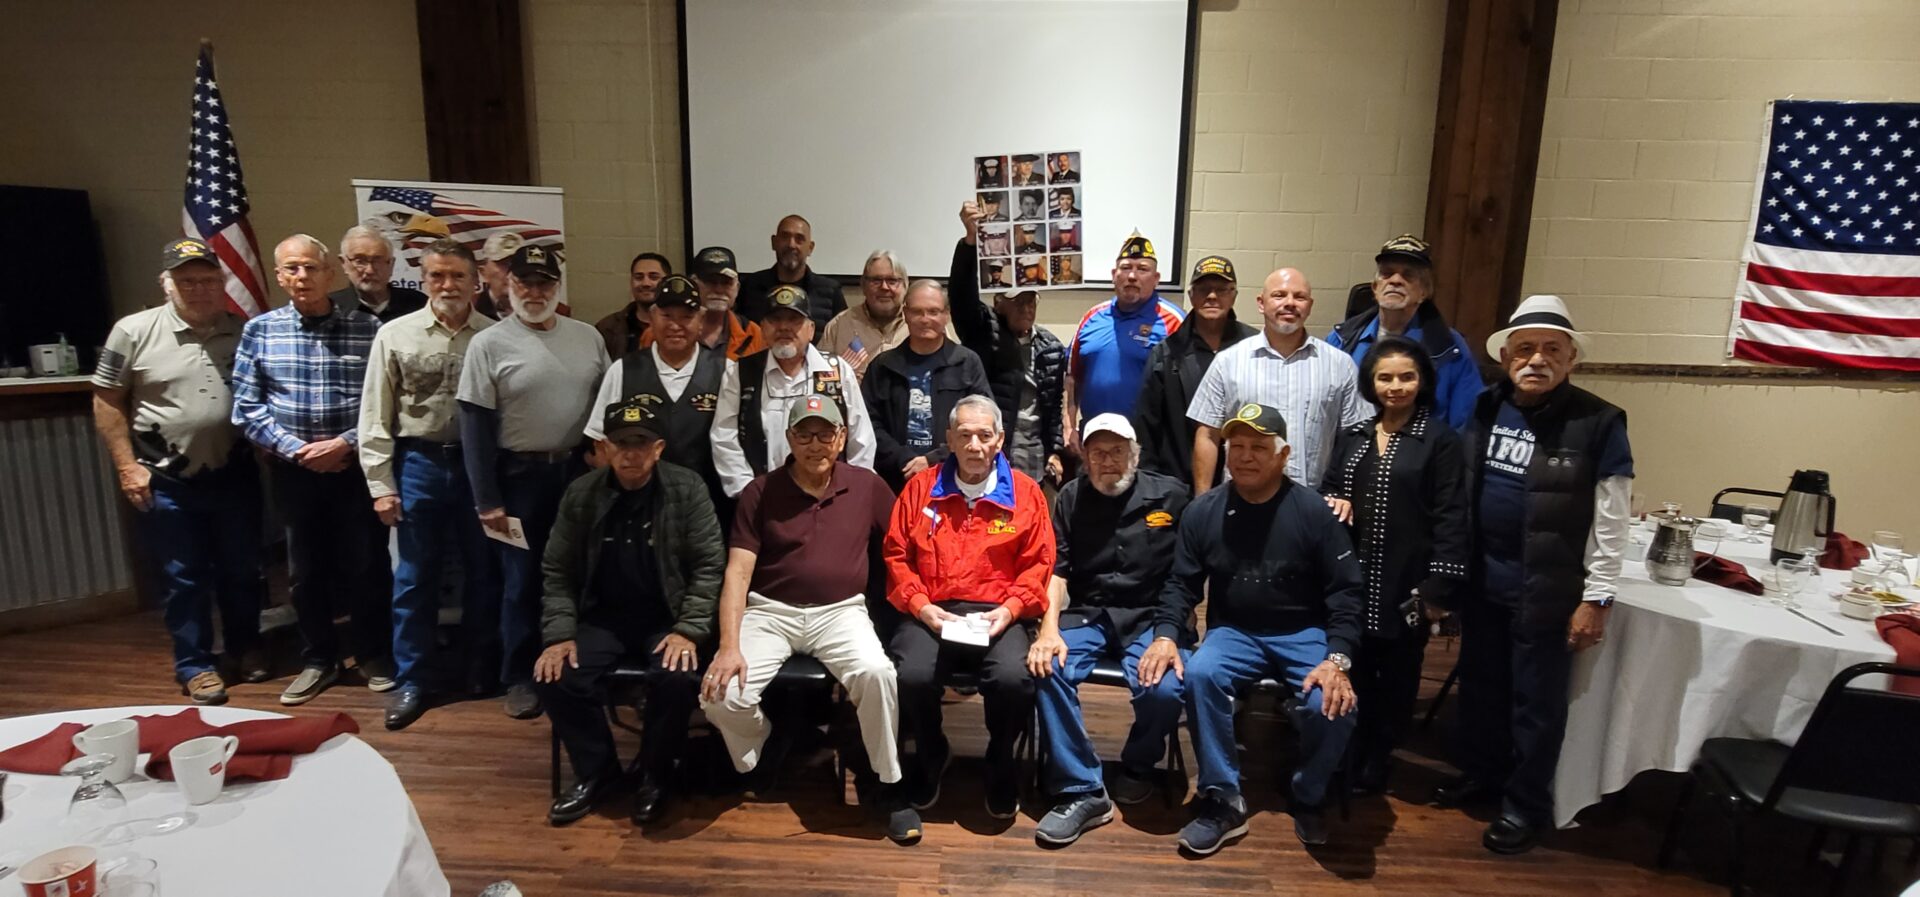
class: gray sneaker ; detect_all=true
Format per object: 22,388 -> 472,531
361,658 -> 397,693
1035,792 -> 1115,846
1177,791 -> 1250,856
280,664 -> 339,706
1108,765 -> 1156,805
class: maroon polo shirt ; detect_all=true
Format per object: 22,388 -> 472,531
730,460 -> 895,606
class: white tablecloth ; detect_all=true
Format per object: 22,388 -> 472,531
0,706 -> 449,897
1553,535 -> 1896,828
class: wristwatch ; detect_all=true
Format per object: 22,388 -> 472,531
1325,652 -> 1352,673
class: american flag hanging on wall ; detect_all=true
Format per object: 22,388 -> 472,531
181,42 -> 267,317
1728,99 -> 1920,371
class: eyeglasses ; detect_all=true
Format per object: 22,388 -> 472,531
788,428 -> 840,445
343,255 -> 388,269
277,263 -> 324,275
863,276 -> 905,287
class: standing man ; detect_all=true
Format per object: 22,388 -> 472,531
861,279 -> 991,492
459,242 -> 611,720
737,214 -> 845,335
1027,414 -> 1190,845
1064,232 -> 1185,451
1135,255 -> 1257,485
1142,403 -> 1363,855
951,201 -> 1066,484
700,396 -> 920,843
1187,267 -> 1366,493
538,399 -> 723,828
594,251 -> 673,358
647,246 -> 765,361
358,238 -> 495,730
711,284 -> 877,498
1435,295 -> 1631,855
331,225 -> 426,325
884,396 -> 1054,820
231,234 -> 385,706
586,275 -> 734,519
475,232 -> 523,320
93,238 -> 267,705
1328,235 -> 1483,428
820,250 -> 909,376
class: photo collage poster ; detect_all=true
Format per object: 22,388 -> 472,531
972,151 -> 1081,292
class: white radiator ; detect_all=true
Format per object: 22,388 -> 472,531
0,412 -> 133,612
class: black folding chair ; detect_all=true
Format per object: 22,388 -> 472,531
1657,662 -> 1920,896
1252,678 -> 1352,820
1709,487 -> 1785,524
1031,656 -> 1190,808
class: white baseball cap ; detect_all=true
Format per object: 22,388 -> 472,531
1082,413 -> 1136,443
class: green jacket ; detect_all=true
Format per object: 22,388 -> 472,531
540,462 -> 725,646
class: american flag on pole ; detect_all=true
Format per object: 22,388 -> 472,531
364,186 -> 564,265
1728,99 -> 1920,371
182,42 -> 267,317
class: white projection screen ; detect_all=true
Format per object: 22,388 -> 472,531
680,0 -> 1197,285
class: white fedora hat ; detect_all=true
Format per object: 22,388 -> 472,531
1485,294 -> 1591,358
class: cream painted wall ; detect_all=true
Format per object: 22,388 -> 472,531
0,0 -> 428,319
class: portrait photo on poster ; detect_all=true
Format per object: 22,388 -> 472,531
979,224 -> 1012,258
1009,153 -> 1045,186
1049,220 -> 1080,253
981,257 -> 1013,290
975,155 -> 1007,189
1014,189 -> 1046,221
1051,253 -> 1083,285
1048,151 -> 1080,184
1016,254 -> 1049,288
1013,222 -> 1047,256
1049,185 -> 1080,220
976,190 -> 1010,222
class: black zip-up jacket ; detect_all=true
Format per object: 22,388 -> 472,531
860,340 -> 991,491
738,267 -> 846,337
1134,315 -> 1257,484
1052,469 -> 1192,643
949,239 -> 1066,462
1155,479 -> 1365,658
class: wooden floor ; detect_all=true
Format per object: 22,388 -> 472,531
1,610 -> 1912,897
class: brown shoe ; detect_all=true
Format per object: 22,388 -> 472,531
185,670 -> 229,705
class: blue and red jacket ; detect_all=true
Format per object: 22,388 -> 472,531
884,452 -> 1055,621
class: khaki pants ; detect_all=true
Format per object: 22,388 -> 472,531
702,593 -> 903,783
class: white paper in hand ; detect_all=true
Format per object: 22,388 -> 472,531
940,612 -> 992,647
483,516 -> 531,550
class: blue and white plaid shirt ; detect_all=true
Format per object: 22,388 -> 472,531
231,302 -> 379,460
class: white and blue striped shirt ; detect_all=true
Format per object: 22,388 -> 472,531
1186,332 -> 1366,486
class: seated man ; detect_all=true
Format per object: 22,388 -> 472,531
536,398 -> 725,828
701,396 -> 918,842
884,395 -> 1054,820
1140,403 -> 1362,856
1026,413 -> 1191,846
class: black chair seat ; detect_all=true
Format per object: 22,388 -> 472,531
1699,738 -> 1920,836
606,654 -> 831,684
1085,657 -> 1131,689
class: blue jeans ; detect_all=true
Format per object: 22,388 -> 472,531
1187,625 -> 1355,807
138,461 -> 265,682
1035,625 -> 1186,796
490,454 -> 575,686
391,443 -> 497,689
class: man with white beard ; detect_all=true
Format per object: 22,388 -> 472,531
711,284 -> 876,498
1026,413 -> 1192,845
458,242 -> 610,719
358,239 -> 496,730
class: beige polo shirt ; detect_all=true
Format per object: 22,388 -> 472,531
92,302 -> 245,477
358,305 -> 492,498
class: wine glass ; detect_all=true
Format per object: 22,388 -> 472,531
61,754 -> 129,843
1741,504 -> 1770,543
101,855 -> 161,896
1873,531 -> 1904,562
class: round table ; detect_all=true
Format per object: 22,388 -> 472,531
1553,533 -> 1896,828
0,706 -> 449,897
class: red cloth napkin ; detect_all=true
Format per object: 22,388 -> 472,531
1821,531 -> 1869,571
0,709 -> 359,781
1692,552 -> 1764,595
1875,611 -> 1920,695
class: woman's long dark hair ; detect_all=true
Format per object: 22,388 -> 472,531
1356,334 -> 1437,411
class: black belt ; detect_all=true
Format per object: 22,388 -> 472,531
396,437 -> 461,454
505,448 -> 573,463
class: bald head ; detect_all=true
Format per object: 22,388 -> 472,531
772,214 -> 815,276
1257,267 -> 1313,338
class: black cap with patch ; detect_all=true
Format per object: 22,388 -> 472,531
602,396 -> 665,441
509,243 -> 562,281
1190,255 -> 1236,284
1219,402 -> 1287,440
652,275 -> 701,310
766,283 -> 810,318
162,238 -> 219,271
1375,234 -> 1432,268
691,246 -> 738,280
1118,230 -> 1156,261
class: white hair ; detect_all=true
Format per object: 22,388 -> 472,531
949,394 -> 1003,434
863,249 -> 907,282
338,224 -> 393,257
274,233 -> 331,264
905,278 -> 950,310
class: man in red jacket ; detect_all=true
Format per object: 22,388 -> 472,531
884,393 -> 1054,821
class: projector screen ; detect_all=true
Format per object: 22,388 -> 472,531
680,0 -> 1197,287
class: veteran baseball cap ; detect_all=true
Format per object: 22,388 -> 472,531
161,238 -> 219,271
786,393 -> 844,429
652,275 -> 701,310
691,246 -> 738,280
1081,412 -> 1137,443
1190,255 -> 1236,285
602,396 -> 665,441
1219,402 -> 1288,441
1375,234 -> 1432,268
1013,153 -> 1038,163
1118,230 -> 1156,261
766,283 -> 810,319
508,243 -> 562,281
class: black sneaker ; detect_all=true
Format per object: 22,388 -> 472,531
1035,792 -> 1115,846
984,762 -> 1019,820
880,785 -> 923,845
504,683 -> 543,720
909,737 -> 951,810
1177,791 -> 1250,856
1293,803 -> 1329,846
1108,765 -> 1155,805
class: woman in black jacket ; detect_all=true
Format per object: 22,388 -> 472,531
1319,335 -> 1471,792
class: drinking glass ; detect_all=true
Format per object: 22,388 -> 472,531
102,855 -> 161,897
1772,556 -> 1817,608
1741,504 -> 1770,543
1872,531 -> 1904,565
61,754 -> 129,843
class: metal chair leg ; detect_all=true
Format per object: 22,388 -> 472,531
1658,774 -> 1696,868
1804,826 -> 1828,869
1729,810 -> 1747,897
1829,834 -> 1859,897
1162,727 -> 1186,809
1422,662 -> 1460,730
549,729 -> 562,799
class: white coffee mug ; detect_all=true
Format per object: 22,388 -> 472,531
168,735 -> 240,805
71,720 -> 139,784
